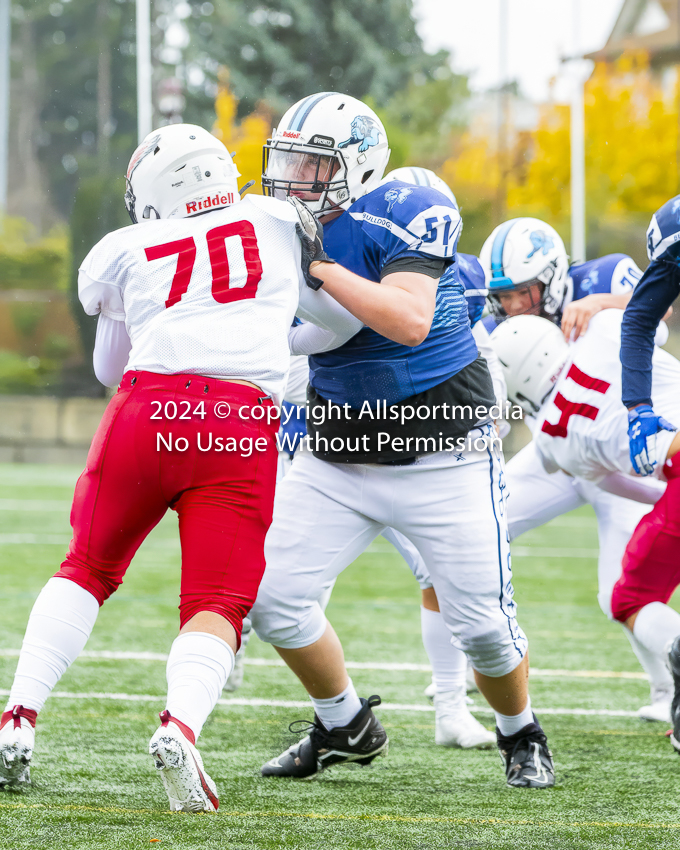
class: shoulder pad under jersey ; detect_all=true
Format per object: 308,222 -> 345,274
349,181 -> 462,261
568,254 -> 642,300
245,193 -> 300,224
647,195 -> 680,262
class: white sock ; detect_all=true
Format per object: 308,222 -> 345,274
311,679 -> 362,731
420,607 -> 467,693
6,577 -> 99,714
621,623 -> 673,696
633,602 -> 680,667
165,631 -> 234,741
495,697 -> 533,737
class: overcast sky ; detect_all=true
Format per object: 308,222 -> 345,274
413,0 -> 626,101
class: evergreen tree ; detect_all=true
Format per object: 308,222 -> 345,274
184,0 -> 458,120
9,0 -> 139,392
9,0 -> 139,223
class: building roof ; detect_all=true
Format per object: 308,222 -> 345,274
585,0 -> 680,65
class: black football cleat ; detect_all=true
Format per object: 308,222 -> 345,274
667,635 -> 680,753
261,695 -> 389,778
496,714 -> 555,788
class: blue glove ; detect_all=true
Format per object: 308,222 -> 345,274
627,404 -> 677,476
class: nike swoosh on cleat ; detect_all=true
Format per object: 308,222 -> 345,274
347,719 -> 372,747
522,743 -> 552,785
190,751 -> 219,810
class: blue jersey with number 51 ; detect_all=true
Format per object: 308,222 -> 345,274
310,181 -> 478,408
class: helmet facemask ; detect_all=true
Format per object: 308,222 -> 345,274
262,140 -> 350,216
487,279 -> 550,322
487,257 -> 562,322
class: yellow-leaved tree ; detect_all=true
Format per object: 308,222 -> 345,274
508,53 -> 678,219
212,71 -> 271,196
439,52 -> 680,259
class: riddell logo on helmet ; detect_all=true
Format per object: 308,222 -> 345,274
282,131 -> 302,139
186,193 -> 234,213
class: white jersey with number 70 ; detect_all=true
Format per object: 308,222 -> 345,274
78,195 -> 319,402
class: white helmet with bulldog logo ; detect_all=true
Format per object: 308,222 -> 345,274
262,92 -> 391,216
381,167 -> 458,209
124,124 -> 240,223
479,217 -> 570,320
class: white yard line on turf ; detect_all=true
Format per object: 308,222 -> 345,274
0,533 -> 600,559
512,547 -> 598,558
0,688 -> 642,717
0,533 -> 73,544
0,648 -> 648,679
0,499 -> 72,512
0,533 -> 178,547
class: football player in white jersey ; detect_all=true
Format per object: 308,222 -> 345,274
491,311 -> 680,718
475,220 -> 676,719
0,124 -> 366,810
250,93 -> 554,789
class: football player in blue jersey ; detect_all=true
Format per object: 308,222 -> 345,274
242,167 -> 505,750
622,196 -> 680,476
478,217 -> 643,340
249,93 -> 554,788
476,218 -> 676,721
619,197 -> 680,742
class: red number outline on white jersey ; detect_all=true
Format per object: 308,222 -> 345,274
541,363 -> 611,439
145,221 -> 263,309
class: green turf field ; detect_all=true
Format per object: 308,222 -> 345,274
1,463 -> 679,850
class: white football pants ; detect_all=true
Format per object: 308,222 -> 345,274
505,441 -> 651,619
251,426 -> 527,678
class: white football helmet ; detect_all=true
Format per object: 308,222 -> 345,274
479,218 -> 570,320
490,315 -> 569,415
381,167 -> 458,209
262,92 -> 390,216
124,124 -> 240,223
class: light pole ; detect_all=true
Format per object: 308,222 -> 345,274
136,0 -> 153,142
496,0 -> 509,224
0,0 -> 10,219
570,0 -> 587,264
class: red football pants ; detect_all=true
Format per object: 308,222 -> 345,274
611,452 -> 680,623
55,371 -> 279,643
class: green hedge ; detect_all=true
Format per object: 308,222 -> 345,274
0,217 -> 70,292
0,350 -> 58,393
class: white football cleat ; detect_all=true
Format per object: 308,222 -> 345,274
0,705 -> 37,787
149,711 -> 218,813
434,690 -> 495,749
637,686 -> 672,723
425,680 -> 474,706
